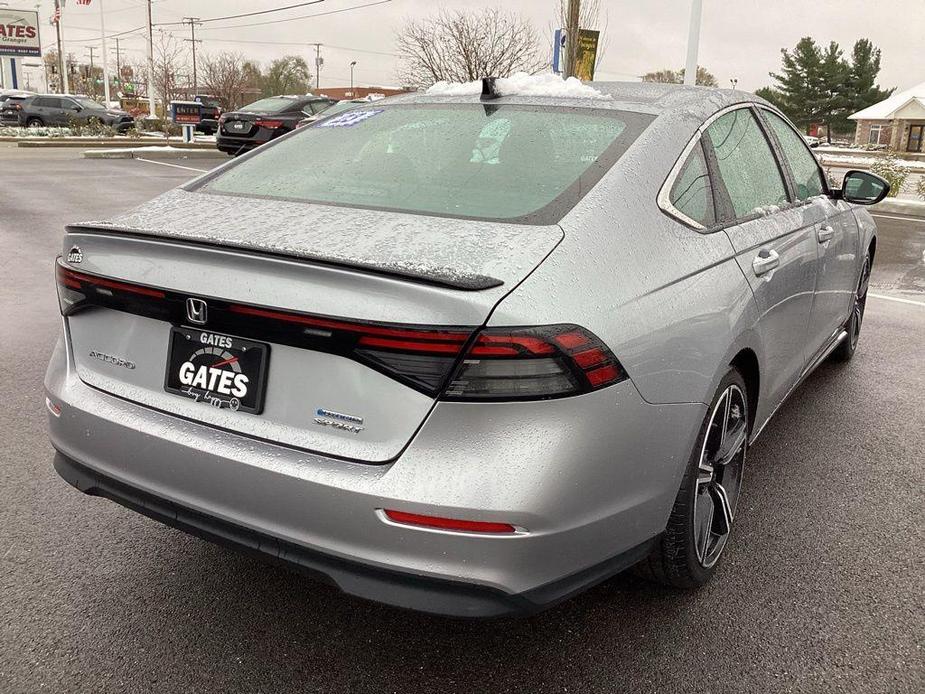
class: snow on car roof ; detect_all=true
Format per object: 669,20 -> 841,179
426,72 -> 610,100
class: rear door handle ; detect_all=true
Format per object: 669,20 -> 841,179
817,225 -> 835,243
752,249 -> 780,276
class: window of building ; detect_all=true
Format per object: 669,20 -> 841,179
868,123 -> 892,146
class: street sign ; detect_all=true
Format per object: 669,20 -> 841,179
552,28 -> 567,74
0,8 -> 41,58
575,30 -> 600,81
170,100 -> 203,125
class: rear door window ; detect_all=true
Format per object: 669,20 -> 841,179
761,110 -> 826,201
668,143 -> 715,227
704,108 -> 788,219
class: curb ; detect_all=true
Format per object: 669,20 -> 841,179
10,138 -> 215,149
83,148 -> 223,160
872,198 -> 925,217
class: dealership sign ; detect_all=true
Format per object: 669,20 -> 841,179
0,9 -> 41,58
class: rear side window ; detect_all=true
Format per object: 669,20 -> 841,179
705,109 -> 788,219
197,105 -> 653,223
669,143 -> 715,227
762,110 -> 826,201
33,97 -> 56,108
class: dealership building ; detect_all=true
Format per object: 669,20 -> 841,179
850,80 -> 925,153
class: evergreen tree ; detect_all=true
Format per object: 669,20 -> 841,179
847,39 -> 894,114
819,41 -> 850,142
754,86 -> 791,118
769,37 -> 825,131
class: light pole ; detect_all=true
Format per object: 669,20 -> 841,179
349,60 -> 356,96
684,0 -> 703,86
729,78 -> 738,90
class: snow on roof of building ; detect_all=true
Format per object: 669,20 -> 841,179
426,72 -> 611,100
849,80 -> 925,120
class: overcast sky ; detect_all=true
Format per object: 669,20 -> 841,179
19,0 -> 923,93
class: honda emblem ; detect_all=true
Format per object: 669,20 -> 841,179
186,298 -> 208,325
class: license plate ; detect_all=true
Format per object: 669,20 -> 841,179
164,327 -> 269,414
229,121 -> 248,131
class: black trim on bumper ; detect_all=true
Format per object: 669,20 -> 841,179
53,452 -> 655,617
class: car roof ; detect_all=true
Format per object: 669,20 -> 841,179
379,81 -> 769,122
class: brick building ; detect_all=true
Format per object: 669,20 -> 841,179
849,80 -> 925,152
316,86 -> 410,100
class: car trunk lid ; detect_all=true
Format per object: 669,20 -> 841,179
61,196 -> 562,462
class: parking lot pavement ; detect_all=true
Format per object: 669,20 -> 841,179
1,147 -> 922,694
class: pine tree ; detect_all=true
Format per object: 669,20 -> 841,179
847,39 -> 894,115
819,41 -> 850,142
769,37 -> 825,131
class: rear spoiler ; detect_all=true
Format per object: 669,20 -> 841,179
65,223 -> 505,292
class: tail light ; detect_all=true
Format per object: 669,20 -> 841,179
443,325 -> 625,401
55,260 -> 626,400
255,119 -> 284,129
56,261 -> 165,316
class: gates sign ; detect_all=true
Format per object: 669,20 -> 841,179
0,9 -> 41,58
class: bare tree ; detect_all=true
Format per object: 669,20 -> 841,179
200,52 -> 261,110
396,8 -> 546,88
642,66 -> 718,87
152,30 -> 188,115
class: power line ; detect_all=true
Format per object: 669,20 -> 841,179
154,1 -> 325,27
196,0 -> 393,32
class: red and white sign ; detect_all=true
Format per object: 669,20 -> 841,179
0,9 -> 41,58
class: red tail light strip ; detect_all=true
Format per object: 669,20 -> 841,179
57,263 -> 166,298
382,509 -> 517,534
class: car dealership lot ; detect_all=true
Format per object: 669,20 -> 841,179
1,145 -> 922,693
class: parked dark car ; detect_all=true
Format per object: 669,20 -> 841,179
217,95 -> 336,156
1,94 -> 135,131
0,93 -> 32,124
193,94 -> 223,135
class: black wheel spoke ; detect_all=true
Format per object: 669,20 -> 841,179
709,483 -> 734,536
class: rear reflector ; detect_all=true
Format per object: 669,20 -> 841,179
383,509 -> 517,534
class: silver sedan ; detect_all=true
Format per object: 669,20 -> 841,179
45,80 -> 888,616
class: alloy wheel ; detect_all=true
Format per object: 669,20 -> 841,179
693,384 -> 747,568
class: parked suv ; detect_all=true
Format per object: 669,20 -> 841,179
3,94 -> 135,131
193,94 -> 223,135
217,95 -> 336,155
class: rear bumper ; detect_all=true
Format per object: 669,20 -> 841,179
53,452 -> 654,617
45,327 -> 704,616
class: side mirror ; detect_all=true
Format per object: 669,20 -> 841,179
838,170 -> 890,205
72,105 -> 82,112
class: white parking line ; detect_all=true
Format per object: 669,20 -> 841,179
868,293 -> 925,307
134,158 -> 209,173
871,213 -> 925,224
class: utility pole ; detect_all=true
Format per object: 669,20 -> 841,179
86,46 -> 95,96
111,37 -> 123,92
309,43 -> 322,91
565,0 -> 580,79
54,0 -> 68,94
182,17 -> 202,96
349,60 -> 356,95
97,0 -> 111,105
684,0 -> 703,86
146,0 -> 156,117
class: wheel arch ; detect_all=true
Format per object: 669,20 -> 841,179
729,347 -> 760,436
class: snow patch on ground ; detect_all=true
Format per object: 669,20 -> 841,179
820,154 -> 925,170
82,145 -> 191,154
426,72 -> 611,100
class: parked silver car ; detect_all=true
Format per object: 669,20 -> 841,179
45,81 -> 888,616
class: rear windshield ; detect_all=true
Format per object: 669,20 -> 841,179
196,104 -> 652,223
239,96 -> 297,113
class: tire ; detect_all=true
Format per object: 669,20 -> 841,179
636,368 -> 749,588
25,117 -> 43,128
832,251 -> 871,363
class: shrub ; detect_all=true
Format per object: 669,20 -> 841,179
916,176 -> 925,201
869,153 -> 909,198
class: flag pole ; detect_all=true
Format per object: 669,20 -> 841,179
98,0 -> 111,105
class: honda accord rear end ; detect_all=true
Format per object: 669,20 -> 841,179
46,83 -> 714,616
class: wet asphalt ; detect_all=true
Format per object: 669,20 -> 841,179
0,146 -> 922,694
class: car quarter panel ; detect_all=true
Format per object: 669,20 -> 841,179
490,106 -> 761,411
